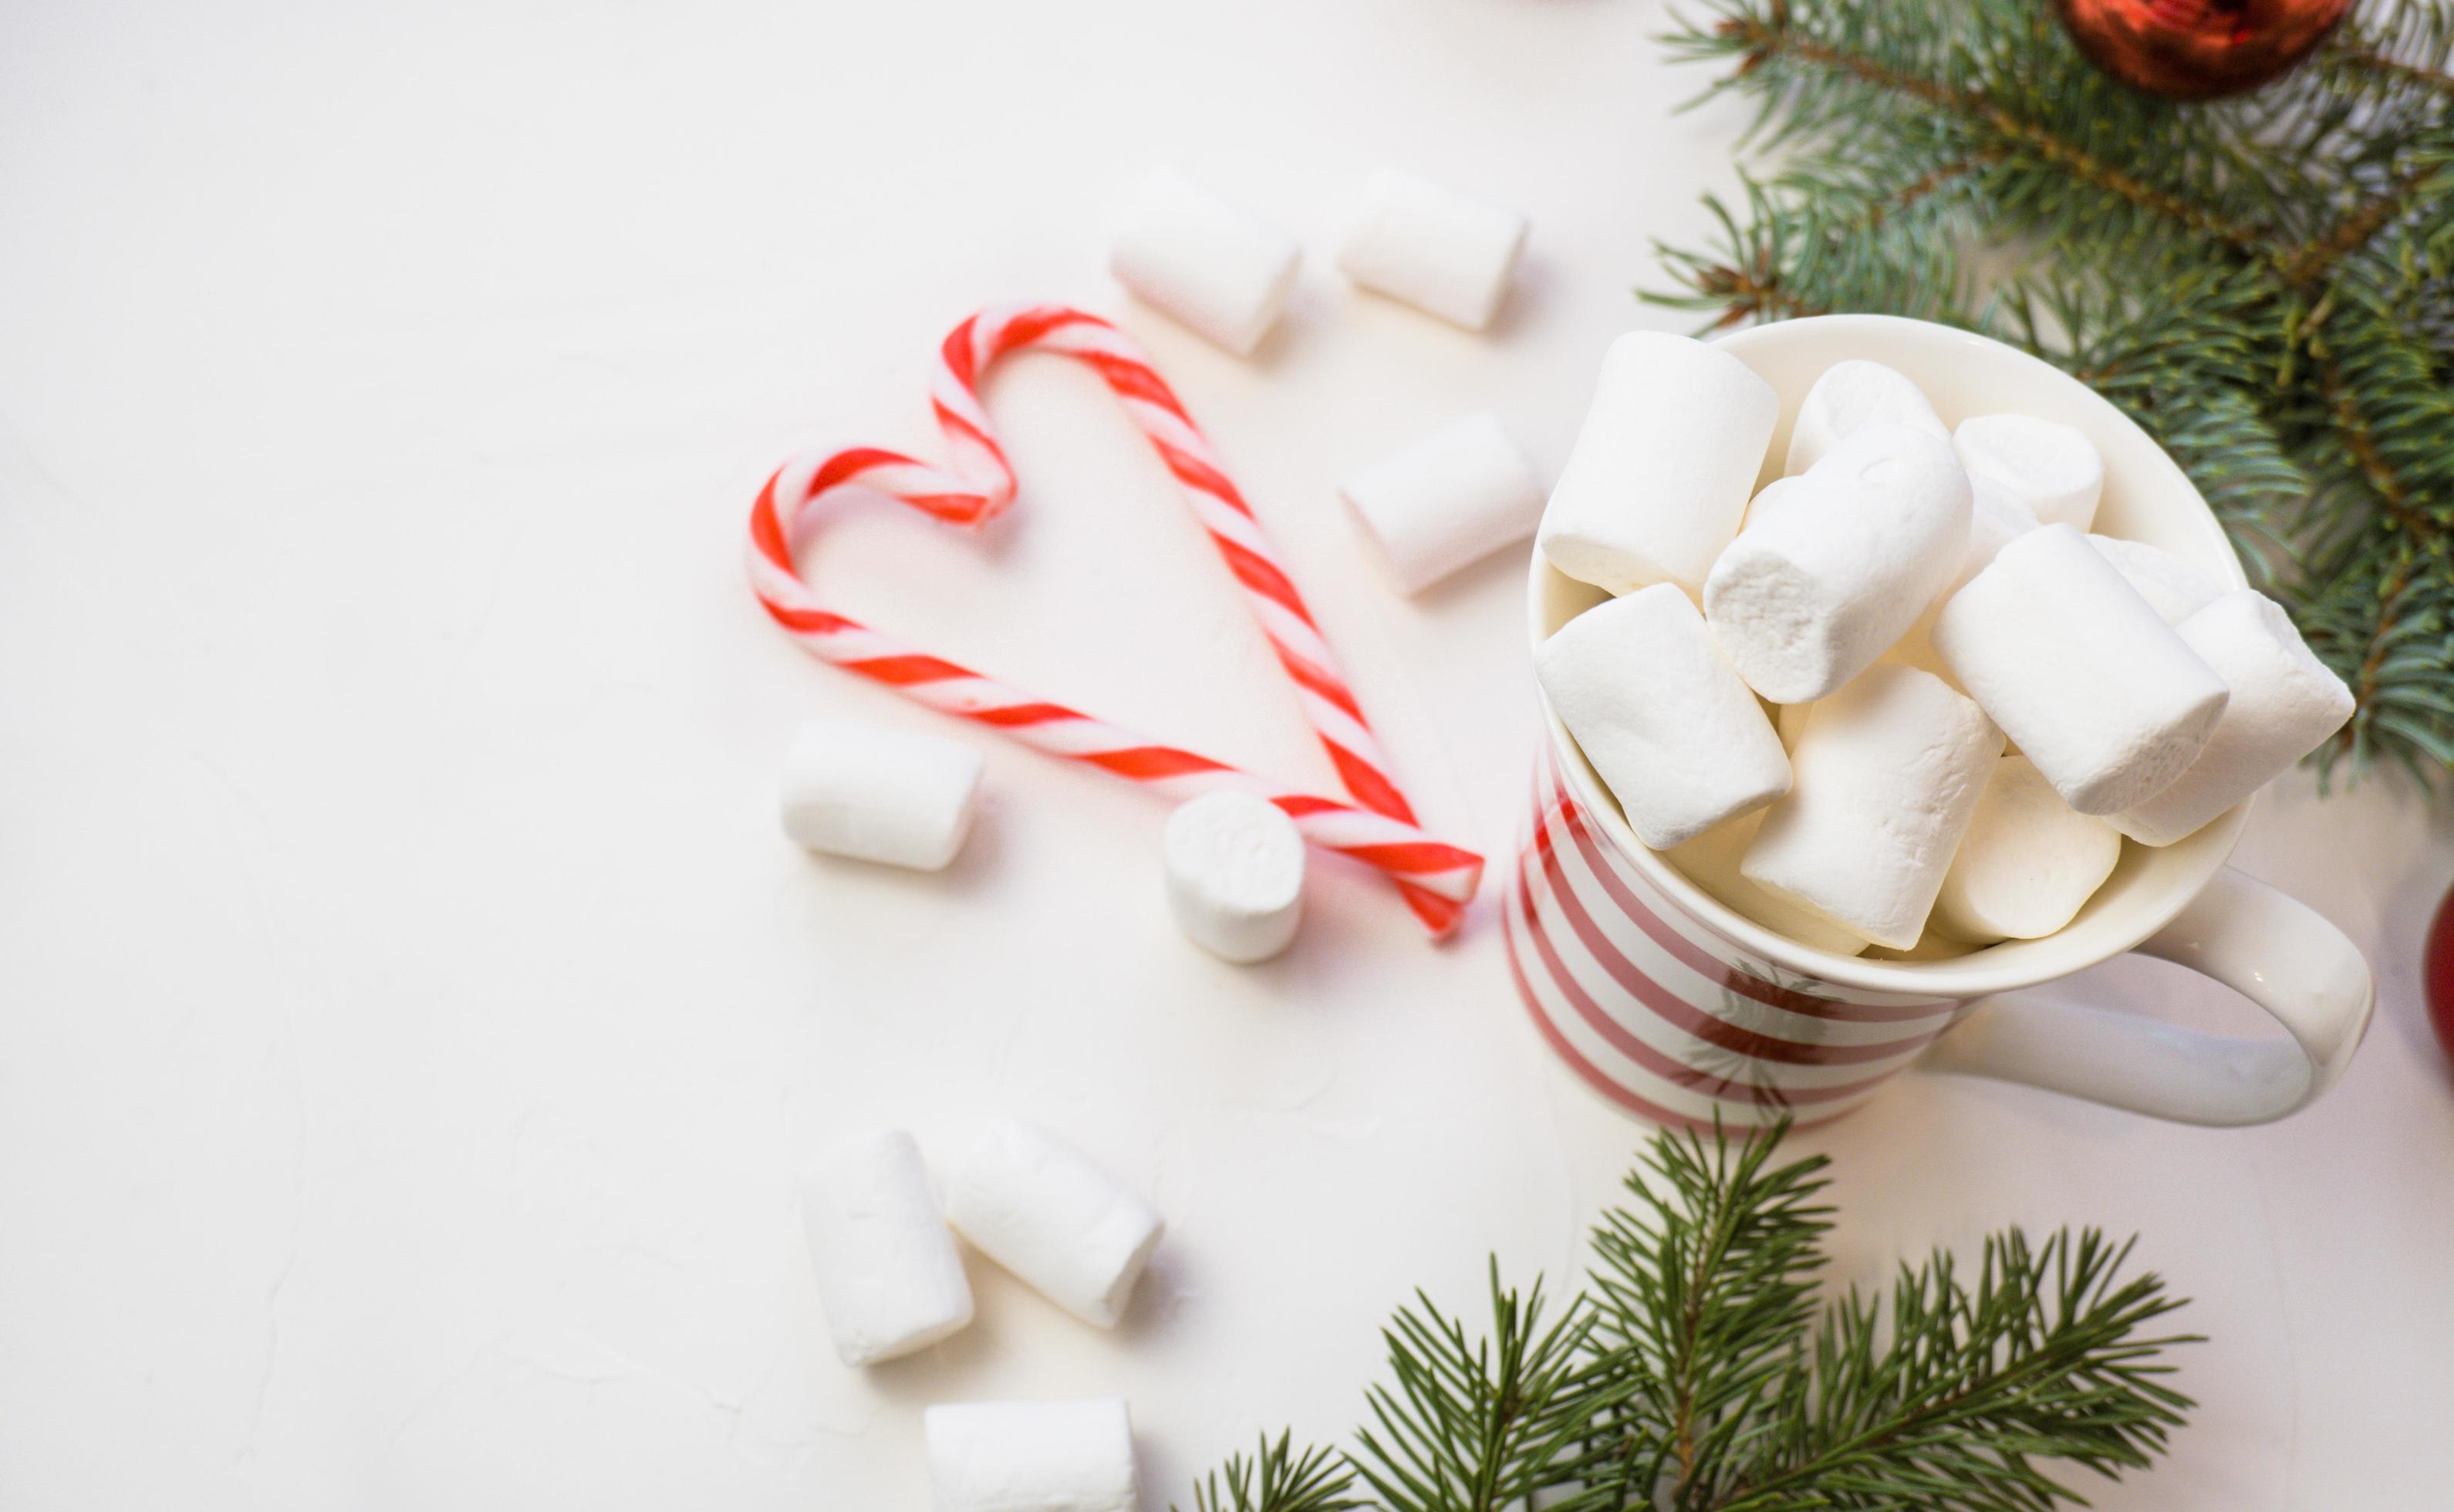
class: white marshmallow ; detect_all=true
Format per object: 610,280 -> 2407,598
1538,585 -> 1791,850
924,1399 -> 1137,1512
1161,792 -> 1305,964
1740,663 -> 2000,949
2109,590 -> 2354,845
1932,524 -> 2230,815
1703,424 -> 1973,703
1889,478 -> 2040,684
1340,413 -> 1545,594
1335,169 -> 1527,330
1666,808 -> 1868,957
943,1121 -> 1164,1328
2088,533 -> 2222,625
1783,359 -> 1949,475
798,1129 -> 974,1366
1109,169 -> 1300,356
1931,754 -> 2122,943
780,717 -> 983,871
1538,331 -> 1779,596
1741,474 -> 1809,532
1953,414 -> 2104,531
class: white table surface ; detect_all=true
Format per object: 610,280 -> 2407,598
5,2 -> 2450,1506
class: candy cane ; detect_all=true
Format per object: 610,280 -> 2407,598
746,304 -> 1483,937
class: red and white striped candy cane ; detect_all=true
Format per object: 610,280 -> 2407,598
746,303 -> 1483,937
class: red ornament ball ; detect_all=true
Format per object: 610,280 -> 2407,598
2056,0 -> 2357,99
2429,880 -> 2454,1068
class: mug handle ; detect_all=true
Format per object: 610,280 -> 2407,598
1919,866 -> 2373,1126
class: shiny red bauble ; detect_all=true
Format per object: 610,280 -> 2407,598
2429,881 -> 2454,1068
2057,0 -> 2357,99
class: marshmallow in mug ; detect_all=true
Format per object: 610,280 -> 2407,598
924,1399 -> 1139,1512
1537,584 -> 1792,851
780,717 -> 983,871
1704,424 -> 1974,704
1109,169 -> 1301,356
1887,477 -> 2042,687
1741,662 -> 2001,950
1954,413 -> 2105,532
1335,169 -> 1527,331
1666,807 -> 1869,957
2109,589 -> 2355,846
943,1120 -> 1165,1329
1782,359 -> 1949,474
798,1129 -> 974,1366
1340,412 -> 1546,594
1162,791 -> 1306,964
1932,525 -> 2230,815
1538,331 -> 1780,597
1931,754 -> 2123,943
2088,533 -> 2223,626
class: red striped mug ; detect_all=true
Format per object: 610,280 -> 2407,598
1509,316 -> 2373,1129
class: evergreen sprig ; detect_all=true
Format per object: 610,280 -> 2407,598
1180,1121 -> 2197,1511
1649,0 -> 2454,785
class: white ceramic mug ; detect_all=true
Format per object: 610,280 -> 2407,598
1510,315 -> 2373,1129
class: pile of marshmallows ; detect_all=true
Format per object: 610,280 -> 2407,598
1537,334 -> 2354,955
802,1122 -> 1161,1511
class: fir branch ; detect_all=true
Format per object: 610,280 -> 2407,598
1182,1122 -> 2199,1512
1176,1433 -> 1365,1512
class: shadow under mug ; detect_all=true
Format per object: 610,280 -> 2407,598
1509,316 -> 2373,1129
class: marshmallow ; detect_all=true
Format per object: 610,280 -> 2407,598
1109,169 -> 1300,356
2109,590 -> 2354,845
1932,525 -> 2230,815
1740,663 -> 2000,949
1703,424 -> 1974,703
1538,584 -> 1791,850
1953,414 -> 2103,531
798,1129 -> 974,1366
1931,754 -> 2123,943
924,1399 -> 1137,1512
780,717 -> 983,871
1888,477 -> 2040,683
1666,808 -> 1868,957
1340,413 -> 1545,594
2089,533 -> 2223,625
1783,359 -> 1949,475
1741,474 -> 1808,532
1538,331 -> 1779,596
1335,169 -> 1527,331
1161,792 -> 1305,963
943,1121 -> 1163,1328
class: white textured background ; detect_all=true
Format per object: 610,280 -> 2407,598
3,1 -> 2450,1506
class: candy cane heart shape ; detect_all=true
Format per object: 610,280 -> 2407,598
746,304 -> 1484,938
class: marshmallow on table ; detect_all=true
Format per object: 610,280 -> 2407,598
1931,754 -> 2123,943
1162,791 -> 1305,963
2089,533 -> 2223,625
943,1120 -> 1163,1328
1783,359 -> 1949,475
1953,414 -> 2104,531
1538,584 -> 1792,851
2109,590 -> 2355,846
1888,478 -> 2041,684
1741,663 -> 2000,950
924,1399 -> 1137,1512
1704,424 -> 1974,704
1335,168 -> 1527,331
780,717 -> 982,871
1932,524 -> 2230,815
1109,169 -> 1300,356
1340,412 -> 1544,594
798,1129 -> 973,1366
1666,808 -> 1868,957
1538,331 -> 1779,597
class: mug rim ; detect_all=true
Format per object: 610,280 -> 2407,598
1525,312 -> 2250,999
